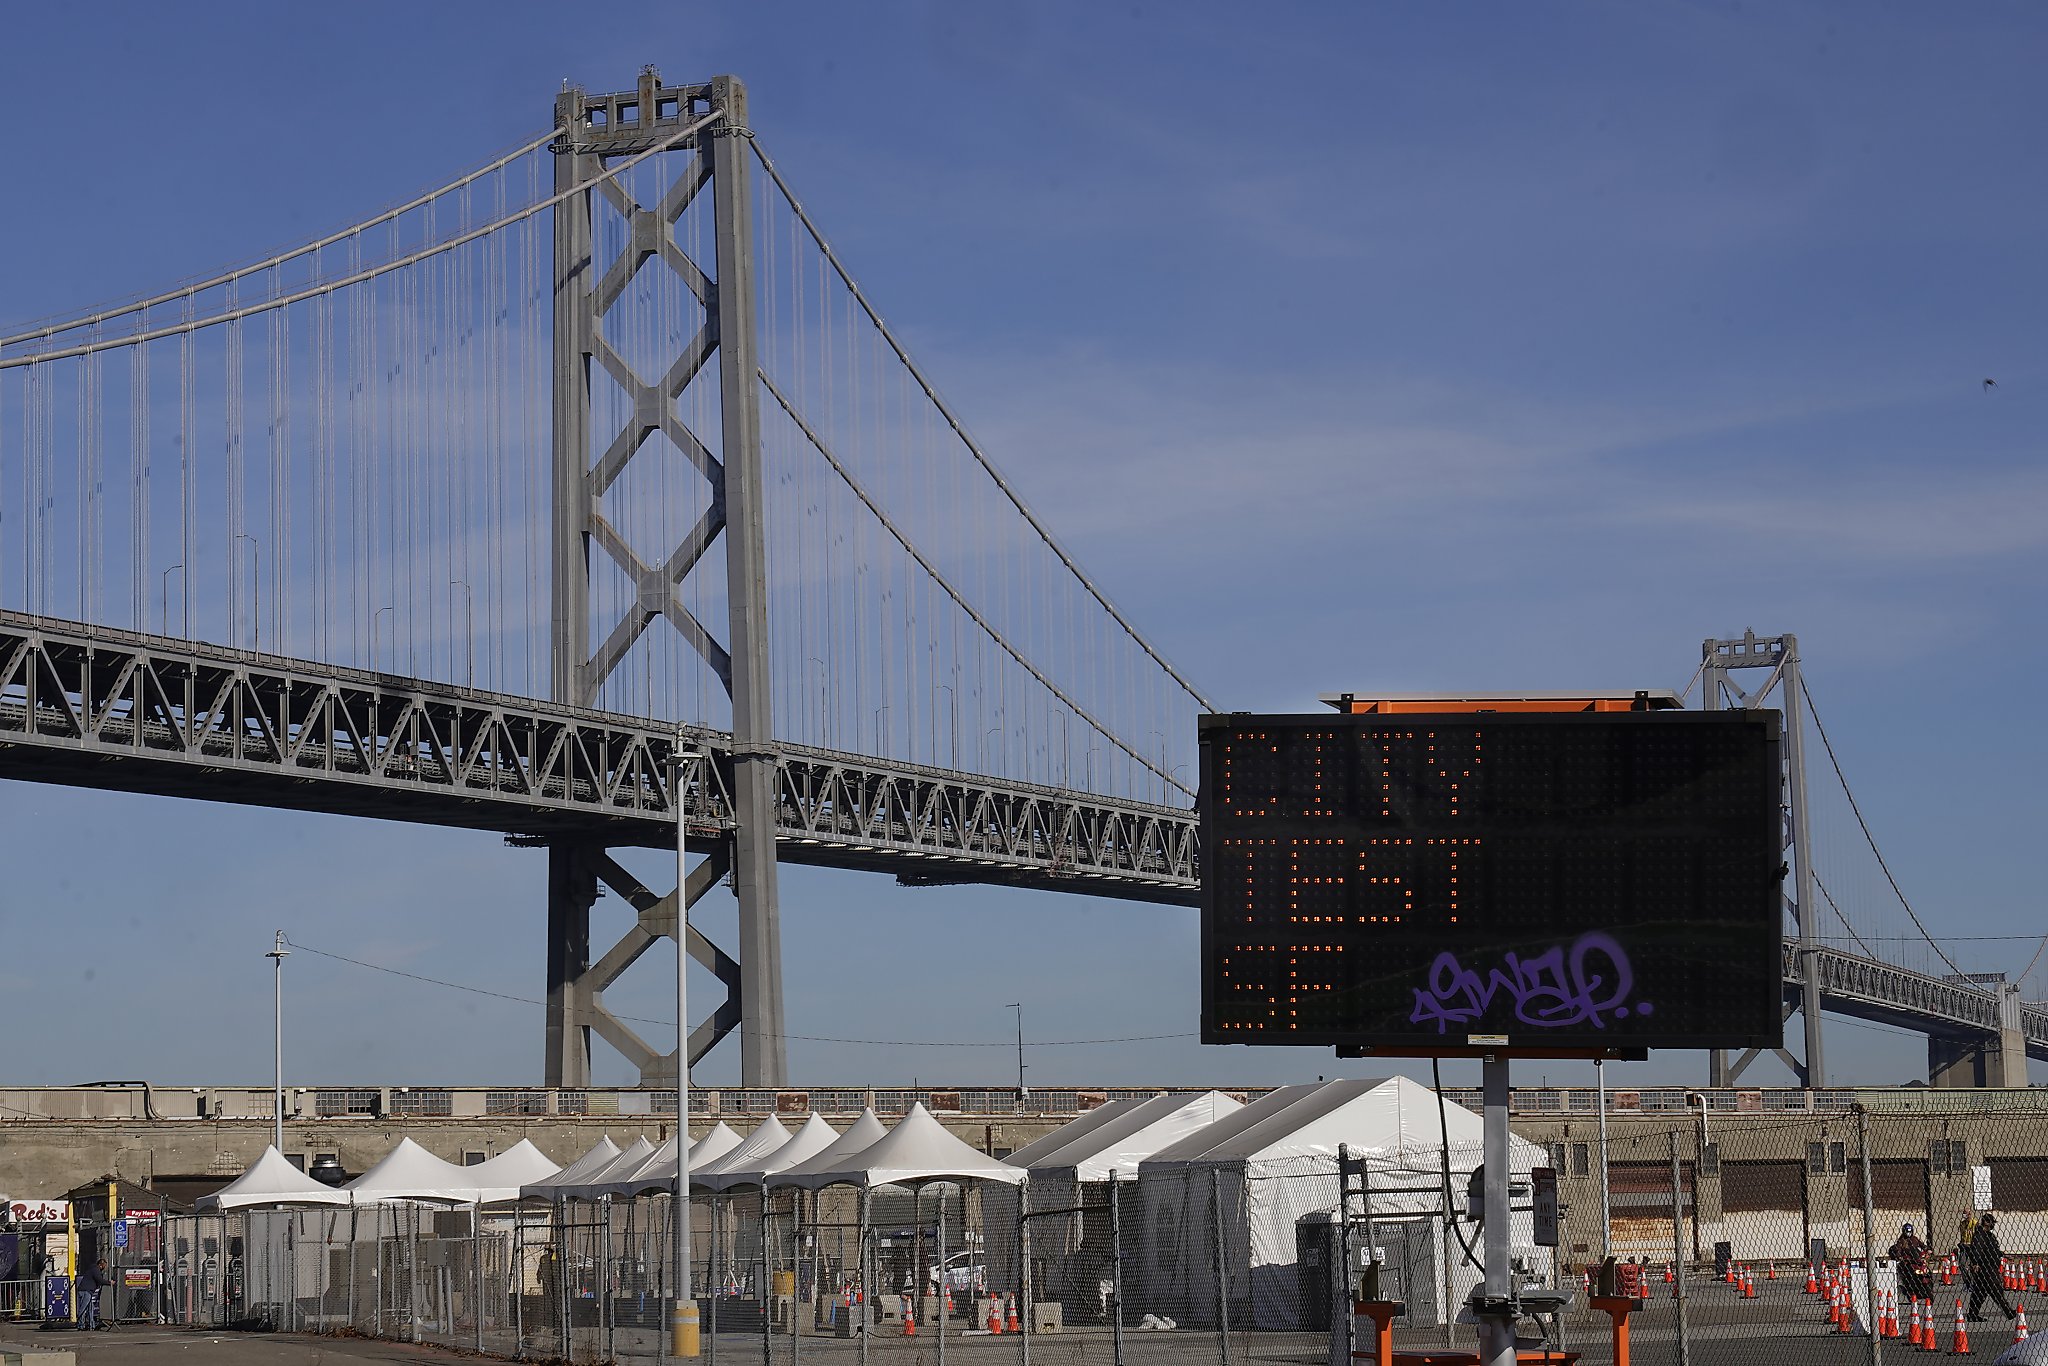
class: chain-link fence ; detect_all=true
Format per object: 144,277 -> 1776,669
152,1107 -> 2048,1363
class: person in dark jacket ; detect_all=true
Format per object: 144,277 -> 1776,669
1967,1212 -> 2015,1321
76,1258 -> 111,1331
1890,1223 -> 1931,1302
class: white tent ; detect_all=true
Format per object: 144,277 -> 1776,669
694,1117 -> 792,1193
1135,1077 -> 1545,1331
344,1137 -> 475,1205
773,1108 -> 890,1189
519,1136 -> 623,1202
988,1091 -> 1245,1310
462,1139 -> 562,1205
195,1145 -> 351,1211
800,1103 -> 1025,1189
560,1136 -> 656,1200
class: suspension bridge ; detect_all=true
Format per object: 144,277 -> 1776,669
0,70 -> 2034,1091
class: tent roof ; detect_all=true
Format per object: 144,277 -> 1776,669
1025,1091 -> 1245,1182
755,1115 -> 840,1178
1002,1098 -> 1151,1171
1142,1076 -> 1530,1168
694,1117 -> 792,1192
606,1121 -> 744,1198
463,1140 -> 561,1204
773,1108 -> 890,1189
519,1136 -> 621,1200
800,1103 -> 1025,1189
558,1136 -> 655,1200
194,1145 -> 350,1211
343,1137 -> 474,1204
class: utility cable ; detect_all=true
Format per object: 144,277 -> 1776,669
281,936 -> 1196,1046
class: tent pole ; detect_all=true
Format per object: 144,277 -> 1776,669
473,1203 -> 485,1355
709,1195 -> 720,1366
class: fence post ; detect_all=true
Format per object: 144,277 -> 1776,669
1019,1179 -> 1033,1366
1338,1144 -> 1356,1366
857,1187 -> 871,1366
474,1203 -> 486,1355
1858,1107 -> 1882,1366
1211,1168 -> 1233,1366
763,1195 -> 775,1366
1670,1128 -> 1690,1366
1109,1178 -> 1126,1366
513,1210 -> 524,1360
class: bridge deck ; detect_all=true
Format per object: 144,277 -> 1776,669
2,609 -> 2039,1055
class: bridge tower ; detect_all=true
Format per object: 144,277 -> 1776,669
546,70 -> 786,1087
1702,632 -> 1821,1087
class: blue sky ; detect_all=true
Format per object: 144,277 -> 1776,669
0,2 -> 2042,1093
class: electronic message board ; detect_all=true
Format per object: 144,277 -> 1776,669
1199,711 -> 1784,1052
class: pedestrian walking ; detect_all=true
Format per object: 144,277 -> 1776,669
1972,1213 -> 2018,1322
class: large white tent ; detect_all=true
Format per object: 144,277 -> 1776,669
753,1115 -> 840,1182
195,1146 -> 351,1211
344,1138 -> 475,1205
461,1140 -> 561,1205
987,1091 -> 1245,1313
1134,1077 -> 1545,1331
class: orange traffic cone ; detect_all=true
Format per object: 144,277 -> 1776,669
1909,1297 -> 1924,1349
1885,1289 -> 1900,1338
1745,1268 -> 1757,1300
903,1294 -> 917,1337
1837,1282 -> 1855,1335
988,1298 -> 1003,1334
2017,1303 -> 2031,1343
1806,1264 -> 1821,1294
1007,1295 -> 1020,1334
1768,1262 -> 1778,1280
1665,1261 -> 1675,1284
1951,1299 -> 1970,1355
1944,1257 -> 1955,1287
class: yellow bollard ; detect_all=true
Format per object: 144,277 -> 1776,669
672,1301 -> 701,1357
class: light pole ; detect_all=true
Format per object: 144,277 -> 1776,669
266,931 -> 289,1152
1006,1003 -> 1027,1099
160,564 -> 184,635
372,605 -> 394,672
673,733 -> 703,1358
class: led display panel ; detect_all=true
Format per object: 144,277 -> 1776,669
1199,711 -> 1784,1052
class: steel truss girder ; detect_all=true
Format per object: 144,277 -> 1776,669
0,610 -> 1198,896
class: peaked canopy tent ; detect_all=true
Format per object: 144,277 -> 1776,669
603,1121 -> 746,1199
797,1104 -> 1026,1190
694,1117 -> 793,1194
1134,1076 -> 1545,1330
986,1091 -> 1245,1315
344,1138 -> 476,1205
519,1136 -> 623,1202
194,1146 -> 351,1211
461,1140 -> 562,1206
770,1109 -> 889,1190
559,1136 -> 656,1201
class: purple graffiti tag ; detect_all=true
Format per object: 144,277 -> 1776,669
1408,932 -> 1638,1033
